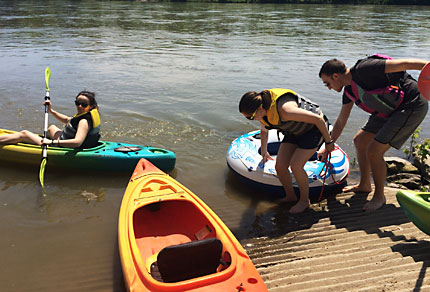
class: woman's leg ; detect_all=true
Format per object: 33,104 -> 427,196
275,142 -> 297,202
0,130 -> 43,145
47,125 -> 63,140
289,147 -> 318,214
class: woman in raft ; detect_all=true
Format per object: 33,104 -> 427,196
0,91 -> 100,148
239,88 -> 334,213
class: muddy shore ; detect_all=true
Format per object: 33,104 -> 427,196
243,183 -> 430,291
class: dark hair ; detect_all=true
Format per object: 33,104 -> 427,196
239,90 -> 272,114
76,91 -> 98,109
319,59 -> 347,77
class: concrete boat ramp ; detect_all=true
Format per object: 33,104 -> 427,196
242,187 -> 430,291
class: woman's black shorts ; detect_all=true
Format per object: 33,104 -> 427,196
282,126 -> 323,149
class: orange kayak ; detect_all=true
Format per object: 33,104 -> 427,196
118,159 -> 268,292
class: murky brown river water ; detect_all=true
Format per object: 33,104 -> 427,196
0,1 -> 429,291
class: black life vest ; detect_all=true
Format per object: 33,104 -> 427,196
61,109 -> 101,148
345,54 -> 405,118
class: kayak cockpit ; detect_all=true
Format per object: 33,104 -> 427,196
133,199 -> 232,283
148,237 -> 230,283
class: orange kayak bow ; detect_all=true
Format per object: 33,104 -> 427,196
118,158 -> 268,292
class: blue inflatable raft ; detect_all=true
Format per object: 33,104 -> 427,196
226,130 -> 350,199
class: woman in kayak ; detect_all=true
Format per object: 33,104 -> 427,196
239,88 -> 334,213
0,91 -> 100,149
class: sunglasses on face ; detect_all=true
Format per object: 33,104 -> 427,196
75,100 -> 89,108
247,105 -> 261,120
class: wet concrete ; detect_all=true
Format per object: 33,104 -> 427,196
242,187 -> 430,291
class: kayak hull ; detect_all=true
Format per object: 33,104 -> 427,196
0,129 -> 176,172
118,159 -> 268,292
396,190 -> 430,236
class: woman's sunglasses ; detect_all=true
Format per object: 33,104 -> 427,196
247,105 -> 261,120
75,100 -> 90,108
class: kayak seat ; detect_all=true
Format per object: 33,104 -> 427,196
150,238 -> 223,283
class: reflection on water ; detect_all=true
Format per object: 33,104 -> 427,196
1,2 -> 429,291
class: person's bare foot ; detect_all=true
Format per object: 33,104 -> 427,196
363,195 -> 386,212
279,194 -> 297,203
289,200 -> 310,214
343,184 -> 372,193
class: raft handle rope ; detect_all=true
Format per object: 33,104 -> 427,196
317,145 -> 350,202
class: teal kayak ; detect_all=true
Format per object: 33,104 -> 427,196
0,129 -> 176,172
396,190 -> 430,236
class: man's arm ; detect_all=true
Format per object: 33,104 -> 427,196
331,101 -> 354,143
385,59 -> 428,73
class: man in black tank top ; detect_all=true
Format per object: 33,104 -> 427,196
319,56 -> 428,212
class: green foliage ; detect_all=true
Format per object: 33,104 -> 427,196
404,126 -> 430,163
416,138 -> 430,161
403,127 -> 421,159
404,127 -> 430,190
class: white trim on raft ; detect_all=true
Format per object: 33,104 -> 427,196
226,130 -> 350,195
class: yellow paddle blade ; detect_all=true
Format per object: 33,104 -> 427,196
45,67 -> 51,91
39,158 -> 47,193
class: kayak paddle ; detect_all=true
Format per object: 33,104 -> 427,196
418,62 -> 430,101
39,67 -> 51,193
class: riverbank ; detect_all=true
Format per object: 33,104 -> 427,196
1,2 -> 429,291
243,185 -> 430,291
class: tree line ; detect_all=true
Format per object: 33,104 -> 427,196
178,0 -> 430,4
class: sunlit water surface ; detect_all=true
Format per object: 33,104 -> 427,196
0,2 -> 429,291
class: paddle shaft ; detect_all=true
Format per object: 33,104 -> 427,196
41,67 -> 51,159
39,67 -> 51,193
41,92 -> 50,159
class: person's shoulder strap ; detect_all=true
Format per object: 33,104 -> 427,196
89,109 -> 100,128
74,109 -> 100,128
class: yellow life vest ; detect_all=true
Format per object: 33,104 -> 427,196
260,88 -> 325,136
260,88 -> 298,128
74,109 -> 101,128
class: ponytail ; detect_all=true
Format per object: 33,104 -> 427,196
239,90 -> 272,114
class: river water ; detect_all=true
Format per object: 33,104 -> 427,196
0,1 -> 429,291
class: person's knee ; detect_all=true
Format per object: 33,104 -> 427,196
353,132 -> 374,152
290,160 -> 304,174
352,134 -> 365,149
275,162 -> 286,175
366,149 -> 380,161
275,163 -> 285,174
366,142 -> 388,161
19,130 -> 31,138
